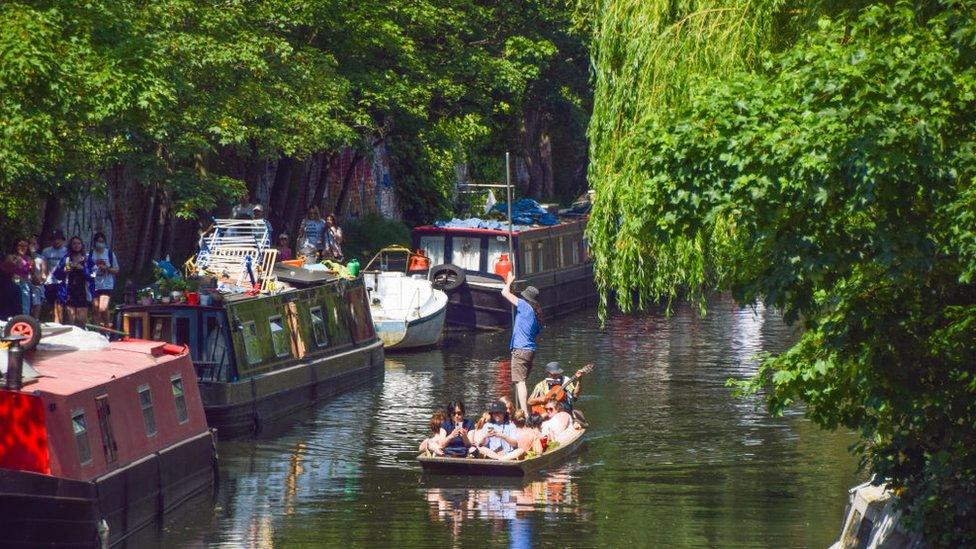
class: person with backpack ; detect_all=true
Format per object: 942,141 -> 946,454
88,232 -> 119,328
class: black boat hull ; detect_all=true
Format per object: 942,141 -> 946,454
445,263 -> 597,330
199,340 -> 385,437
0,430 -> 216,547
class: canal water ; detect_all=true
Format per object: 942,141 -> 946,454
146,295 -> 859,548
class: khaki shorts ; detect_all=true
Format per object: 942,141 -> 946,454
510,349 -> 535,383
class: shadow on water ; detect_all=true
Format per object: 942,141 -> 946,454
145,295 -> 859,548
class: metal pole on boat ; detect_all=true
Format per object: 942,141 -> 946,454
506,152 -> 515,326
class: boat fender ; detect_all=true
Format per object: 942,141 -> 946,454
253,411 -> 263,434
97,519 -> 109,549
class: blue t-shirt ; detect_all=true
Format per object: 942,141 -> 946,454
442,419 -> 475,455
510,299 -> 540,351
478,421 -> 518,454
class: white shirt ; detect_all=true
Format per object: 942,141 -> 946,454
41,245 -> 67,284
89,248 -> 119,290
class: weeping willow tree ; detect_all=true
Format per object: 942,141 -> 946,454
588,0 -> 976,543
587,1 -> 786,312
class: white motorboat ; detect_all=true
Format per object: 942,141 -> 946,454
363,247 -> 448,350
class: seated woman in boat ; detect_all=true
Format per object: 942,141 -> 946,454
472,396 -> 515,446
419,411 -> 448,456
440,401 -> 474,457
540,399 -> 573,439
493,410 -> 544,461
474,401 -> 519,460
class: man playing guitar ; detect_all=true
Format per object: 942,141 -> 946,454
528,361 -> 592,414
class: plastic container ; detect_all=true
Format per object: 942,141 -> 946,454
347,258 -> 360,276
185,291 -> 200,306
493,253 -> 512,279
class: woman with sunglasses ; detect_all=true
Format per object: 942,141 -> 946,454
440,400 -> 474,457
539,398 -> 573,446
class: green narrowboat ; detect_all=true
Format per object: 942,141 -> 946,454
115,269 -> 384,437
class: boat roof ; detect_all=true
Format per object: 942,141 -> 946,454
14,340 -> 186,397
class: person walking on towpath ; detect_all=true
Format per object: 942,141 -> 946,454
501,271 -> 543,415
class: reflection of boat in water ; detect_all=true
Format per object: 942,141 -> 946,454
362,247 -> 448,351
418,425 -> 586,476
424,467 -> 584,525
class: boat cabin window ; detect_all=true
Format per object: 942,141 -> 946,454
418,235 -> 445,266
71,409 -> 92,465
150,315 -> 172,342
171,375 -> 188,424
487,236 -> 510,275
522,240 -> 545,274
138,384 -> 157,437
451,236 -> 481,271
560,235 -> 578,267
268,315 -> 290,358
242,321 -> 262,364
309,306 -> 329,347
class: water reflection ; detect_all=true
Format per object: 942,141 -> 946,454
424,467 -> 585,546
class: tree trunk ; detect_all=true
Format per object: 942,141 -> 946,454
134,184 -> 158,272
40,195 -> 61,243
268,156 -> 294,234
333,151 -> 363,218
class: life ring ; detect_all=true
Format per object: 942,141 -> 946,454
3,315 -> 41,351
429,264 -> 466,292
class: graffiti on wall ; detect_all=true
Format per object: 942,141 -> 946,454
59,185 -> 115,247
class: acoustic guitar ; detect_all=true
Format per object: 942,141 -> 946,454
530,363 -> 595,415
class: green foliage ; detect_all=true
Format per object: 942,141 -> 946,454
590,0 -> 976,543
341,213 -> 411,263
0,0 -> 589,230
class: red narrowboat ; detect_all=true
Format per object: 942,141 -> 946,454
0,334 -> 216,547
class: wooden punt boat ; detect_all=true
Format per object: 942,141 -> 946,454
417,425 -> 586,477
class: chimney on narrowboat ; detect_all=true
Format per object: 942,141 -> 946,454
2,336 -> 25,391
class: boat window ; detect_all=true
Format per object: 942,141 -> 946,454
95,395 -> 118,464
138,384 -> 157,437
268,315 -> 290,358
418,235 -> 445,266
174,316 -> 191,346
150,315 -> 173,342
242,321 -> 262,364
487,236 -> 510,275
581,235 -> 589,261
310,306 -> 329,347
171,375 -> 188,424
522,241 -> 535,275
451,236 -> 481,271
532,240 -> 547,273
71,410 -> 92,465
562,235 -> 577,267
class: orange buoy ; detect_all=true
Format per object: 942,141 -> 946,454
408,249 -> 431,271
493,253 -> 512,278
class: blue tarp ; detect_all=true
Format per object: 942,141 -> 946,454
491,199 -> 559,226
434,218 -> 534,231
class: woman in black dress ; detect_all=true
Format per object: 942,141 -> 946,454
53,236 -> 92,326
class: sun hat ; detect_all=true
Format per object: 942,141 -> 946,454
545,361 -> 563,375
521,286 -> 539,302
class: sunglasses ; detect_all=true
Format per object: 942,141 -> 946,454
452,411 -> 463,416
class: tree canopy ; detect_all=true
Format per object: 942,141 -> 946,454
0,0 -> 590,234
588,0 -> 976,543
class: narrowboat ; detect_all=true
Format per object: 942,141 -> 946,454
362,246 -> 448,351
0,330 -> 216,547
412,215 -> 597,330
115,219 -> 385,437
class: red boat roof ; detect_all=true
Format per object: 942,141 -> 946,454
23,340 -> 188,397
